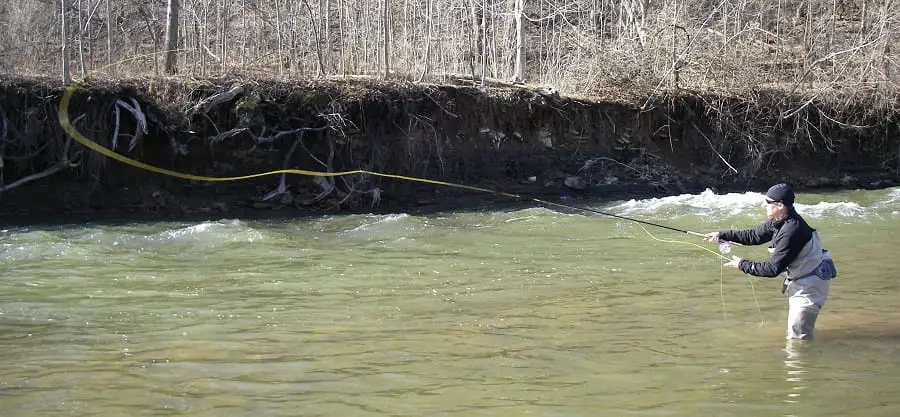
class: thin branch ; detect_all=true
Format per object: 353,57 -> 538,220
0,138 -> 80,193
691,121 -> 738,174
0,162 -> 69,193
208,128 -> 249,145
790,33 -> 892,95
257,125 -> 329,144
423,92 -> 459,118
579,156 -> 643,174
817,108 -> 873,129
299,136 -> 329,169
641,0 -> 728,110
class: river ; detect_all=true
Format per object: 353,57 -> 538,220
2,187 -> 898,416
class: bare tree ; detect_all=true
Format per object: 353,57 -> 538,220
418,0 -> 433,82
61,0 -> 71,83
513,0 -> 525,82
382,0 -> 391,77
301,0 -> 326,76
76,0 -> 86,78
164,0 -> 179,74
105,0 -> 111,66
0,0 -> 892,96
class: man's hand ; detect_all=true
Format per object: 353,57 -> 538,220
724,255 -> 742,269
702,232 -> 720,243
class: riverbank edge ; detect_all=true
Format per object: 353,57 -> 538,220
0,75 -> 897,224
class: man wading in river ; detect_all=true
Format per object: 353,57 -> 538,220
701,183 -> 837,340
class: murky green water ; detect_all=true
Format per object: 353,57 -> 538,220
2,187 -> 899,416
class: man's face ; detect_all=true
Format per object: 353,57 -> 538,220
765,198 -> 786,218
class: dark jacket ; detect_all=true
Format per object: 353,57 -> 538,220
719,210 -> 815,278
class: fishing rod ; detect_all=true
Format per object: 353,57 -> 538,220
527,196 -> 742,246
528,196 -> 692,234
482,192 -> 733,244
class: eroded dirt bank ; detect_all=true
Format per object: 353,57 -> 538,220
0,75 -> 898,223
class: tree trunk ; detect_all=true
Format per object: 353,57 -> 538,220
220,0 -> 228,73
164,0 -> 180,74
301,0 -> 326,76
77,0 -> 87,78
468,0 -> 481,80
338,0 -> 344,74
481,0 -> 487,82
513,0 -> 525,82
61,0 -> 71,83
275,0 -> 284,75
382,0 -> 390,78
672,0 -> 678,89
321,0 -> 331,73
240,0 -> 247,68
858,0 -> 867,41
418,0 -> 432,82
105,0 -> 111,67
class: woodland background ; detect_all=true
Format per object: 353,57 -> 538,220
0,0 -> 897,102
0,1 -> 898,218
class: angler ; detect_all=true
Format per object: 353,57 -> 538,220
701,183 -> 837,340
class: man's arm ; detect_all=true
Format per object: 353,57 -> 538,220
718,219 -> 776,246
737,221 -> 811,277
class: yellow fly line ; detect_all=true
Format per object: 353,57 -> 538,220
61,79 -> 765,317
58,82 -> 732,260
54,50 -> 761,320
59,81 -> 741,263
58,84 -> 523,196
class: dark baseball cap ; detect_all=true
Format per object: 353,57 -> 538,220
765,183 -> 795,205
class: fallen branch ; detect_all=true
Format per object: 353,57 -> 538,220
208,128 -> 249,145
0,138 -> 80,193
257,125 -> 329,144
444,72 -> 526,88
192,86 -> 244,113
0,161 -> 69,193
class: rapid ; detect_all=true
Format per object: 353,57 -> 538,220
1,187 -> 898,416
